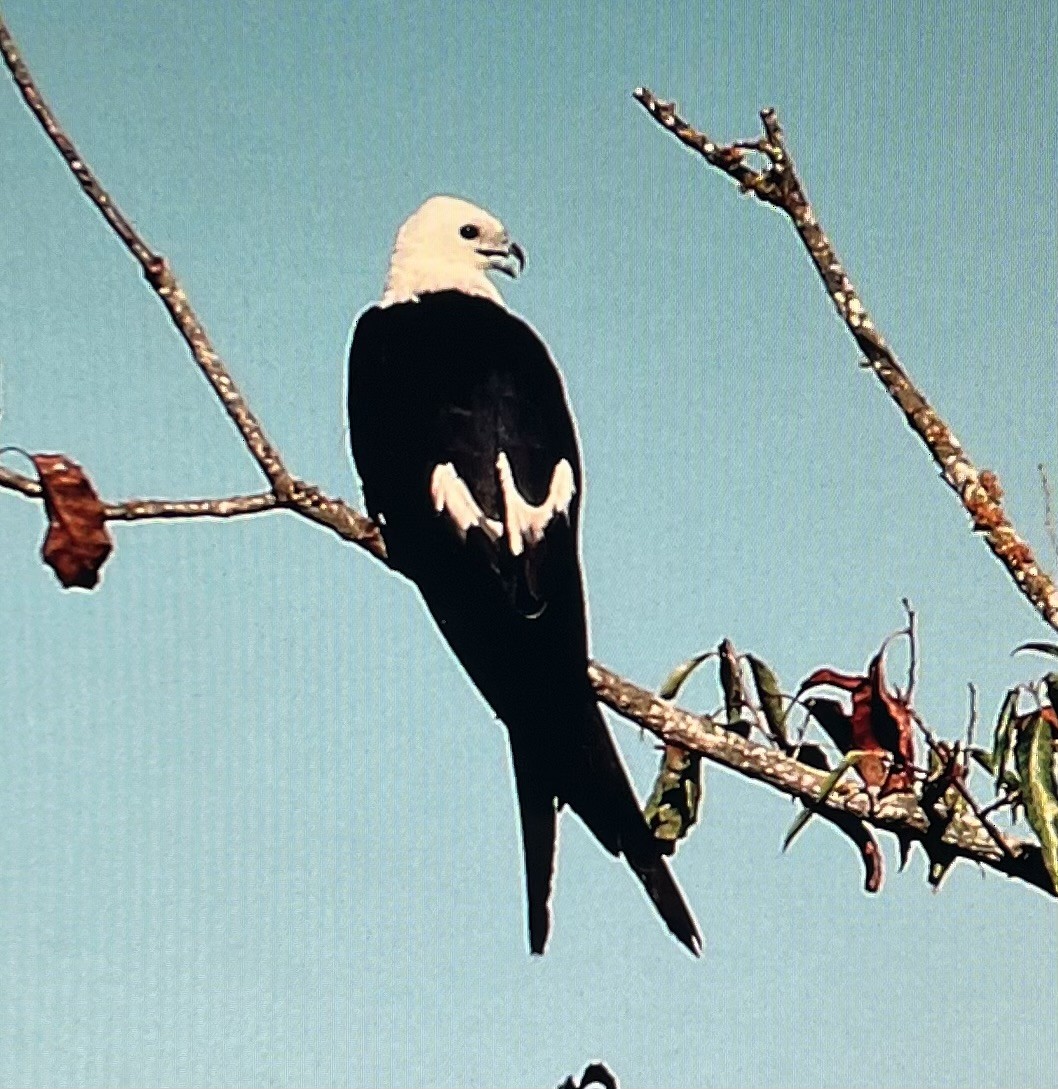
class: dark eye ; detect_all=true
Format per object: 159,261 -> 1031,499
459,223 -> 480,240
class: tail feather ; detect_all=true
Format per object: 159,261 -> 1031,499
509,699 -> 701,956
563,714 -> 702,955
626,853 -> 702,956
510,744 -> 558,955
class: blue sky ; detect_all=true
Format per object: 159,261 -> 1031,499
0,2 -> 1055,1086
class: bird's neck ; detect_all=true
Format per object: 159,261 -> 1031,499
380,249 -> 505,308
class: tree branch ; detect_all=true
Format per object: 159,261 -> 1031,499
0,16 -> 1050,909
590,663 -> 1052,896
0,18 -> 292,497
633,87 -> 1058,634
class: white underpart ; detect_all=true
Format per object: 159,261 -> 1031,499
495,452 -> 575,557
430,463 -> 502,541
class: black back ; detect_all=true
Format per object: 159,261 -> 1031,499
348,292 -> 591,712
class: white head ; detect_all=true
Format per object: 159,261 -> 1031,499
380,195 -> 526,307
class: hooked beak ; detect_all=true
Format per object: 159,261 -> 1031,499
480,240 -> 527,279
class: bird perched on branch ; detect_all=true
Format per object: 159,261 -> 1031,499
347,195 -> 700,955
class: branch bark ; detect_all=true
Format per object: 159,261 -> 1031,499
632,87 -> 1058,634
0,16 -> 1050,909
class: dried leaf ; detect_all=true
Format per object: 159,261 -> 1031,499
747,655 -> 789,748
33,454 -> 112,589
844,819 -> 884,893
864,648 -> 916,792
1013,712 -> 1058,894
799,666 -> 862,694
798,641 -> 916,794
803,696 -> 854,754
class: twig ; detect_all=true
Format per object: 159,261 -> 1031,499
0,18 -> 290,496
910,709 -> 1016,861
2,453 -> 385,553
1041,464 -> 1058,564
633,88 -> 1058,634
966,682 -> 978,753
903,598 -> 919,703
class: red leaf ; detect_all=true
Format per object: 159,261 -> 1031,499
799,642 -> 917,794
799,667 -> 862,693
33,454 -> 113,589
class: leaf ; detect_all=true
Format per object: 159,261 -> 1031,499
794,743 -> 831,771
803,696 -> 854,754
969,746 -> 996,775
783,750 -> 873,852
747,654 -> 789,748
645,654 -> 709,853
656,651 -> 714,701
1012,641 -> 1058,659
798,640 -> 916,794
33,454 -> 113,589
718,639 -> 745,726
1013,712 -> 1058,894
990,689 -> 1018,797
643,744 -> 702,855
1044,673 -> 1058,719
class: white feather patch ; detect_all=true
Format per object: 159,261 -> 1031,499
496,452 -> 575,557
430,463 -> 502,541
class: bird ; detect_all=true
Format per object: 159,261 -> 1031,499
347,194 -> 701,956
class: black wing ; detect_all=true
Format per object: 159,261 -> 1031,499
349,291 -> 583,619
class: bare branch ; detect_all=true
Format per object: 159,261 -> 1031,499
2,456 -> 386,555
1041,464 -> 1058,564
633,87 -> 1058,633
0,18 -> 291,495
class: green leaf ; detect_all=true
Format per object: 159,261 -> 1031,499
1012,641 -> 1058,659
969,746 -> 996,775
657,651 -> 713,701
719,639 -> 745,726
1014,712 -> 1058,894
643,746 -> 703,853
747,654 -> 789,748
1044,672 -> 1058,717
991,689 -> 1018,797
783,750 -> 873,852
